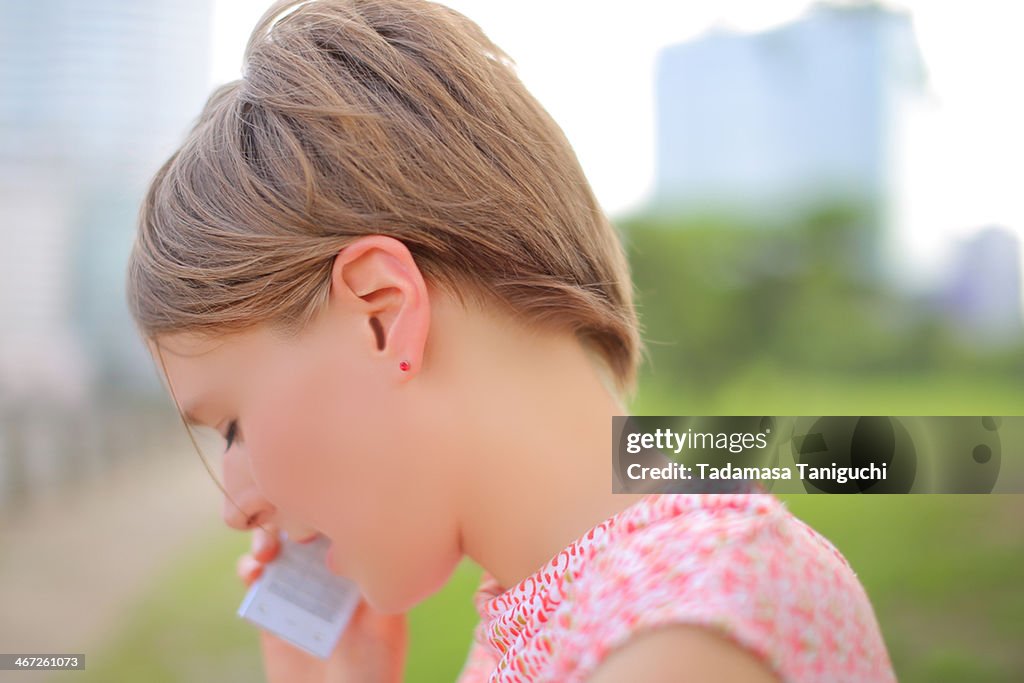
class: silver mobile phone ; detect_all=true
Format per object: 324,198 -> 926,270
237,532 -> 361,659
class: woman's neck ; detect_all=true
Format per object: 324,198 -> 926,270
427,299 -> 647,590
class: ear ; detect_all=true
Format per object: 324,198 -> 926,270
329,235 -> 430,378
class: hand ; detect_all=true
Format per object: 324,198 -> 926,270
237,525 -> 408,683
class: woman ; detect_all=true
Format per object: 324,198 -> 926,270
126,1 -> 896,680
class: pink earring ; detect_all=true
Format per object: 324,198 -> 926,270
399,360 -> 411,372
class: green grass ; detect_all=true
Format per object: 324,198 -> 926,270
59,525 -> 484,683
632,360 -> 1024,415
406,560 -> 482,682
64,529 -> 264,683
74,369 -> 1024,682
778,495 -> 1024,681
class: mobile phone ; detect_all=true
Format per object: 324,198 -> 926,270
237,532 -> 362,659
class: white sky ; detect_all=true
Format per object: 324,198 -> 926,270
210,0 -> 1024,285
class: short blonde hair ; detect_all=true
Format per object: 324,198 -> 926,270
126,0 -> 644,398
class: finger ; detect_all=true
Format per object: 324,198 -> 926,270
237,553 -> 264,586
251,525 -> 280,563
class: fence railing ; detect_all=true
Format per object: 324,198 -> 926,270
0,391 -> 188,519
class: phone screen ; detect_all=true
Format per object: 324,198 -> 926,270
237,533 -> 362,659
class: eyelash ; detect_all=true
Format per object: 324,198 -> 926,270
223,420 -> 240,451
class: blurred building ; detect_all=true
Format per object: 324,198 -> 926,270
653,1 -> 925,272
0,0 -> 214,397
940,226 -> 1023,348
1,1 -> 214,509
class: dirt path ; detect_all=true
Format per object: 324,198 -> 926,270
0,448 -> 225,682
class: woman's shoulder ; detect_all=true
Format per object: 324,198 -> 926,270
584,493 -> 856,593
584,623 -> 782,683
548,493 -> 896,683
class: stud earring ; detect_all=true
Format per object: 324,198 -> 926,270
399,360 -> 411,372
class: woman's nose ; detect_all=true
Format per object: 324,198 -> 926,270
220,443 -> 276,531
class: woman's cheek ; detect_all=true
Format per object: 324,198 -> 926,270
243,399 -> 319,509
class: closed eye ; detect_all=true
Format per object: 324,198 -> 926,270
224,420 -> 240,451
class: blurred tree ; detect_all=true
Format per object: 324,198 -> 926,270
618,199 -> 1023,393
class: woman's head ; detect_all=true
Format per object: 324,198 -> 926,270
127,0 -> 644,611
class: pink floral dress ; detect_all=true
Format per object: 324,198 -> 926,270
455,492 -> 896,682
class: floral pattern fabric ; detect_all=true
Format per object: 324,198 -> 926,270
455,493 -> 896,683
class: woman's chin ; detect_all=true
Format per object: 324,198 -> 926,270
360,584 -> 423,615
341,552 -> 458,615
